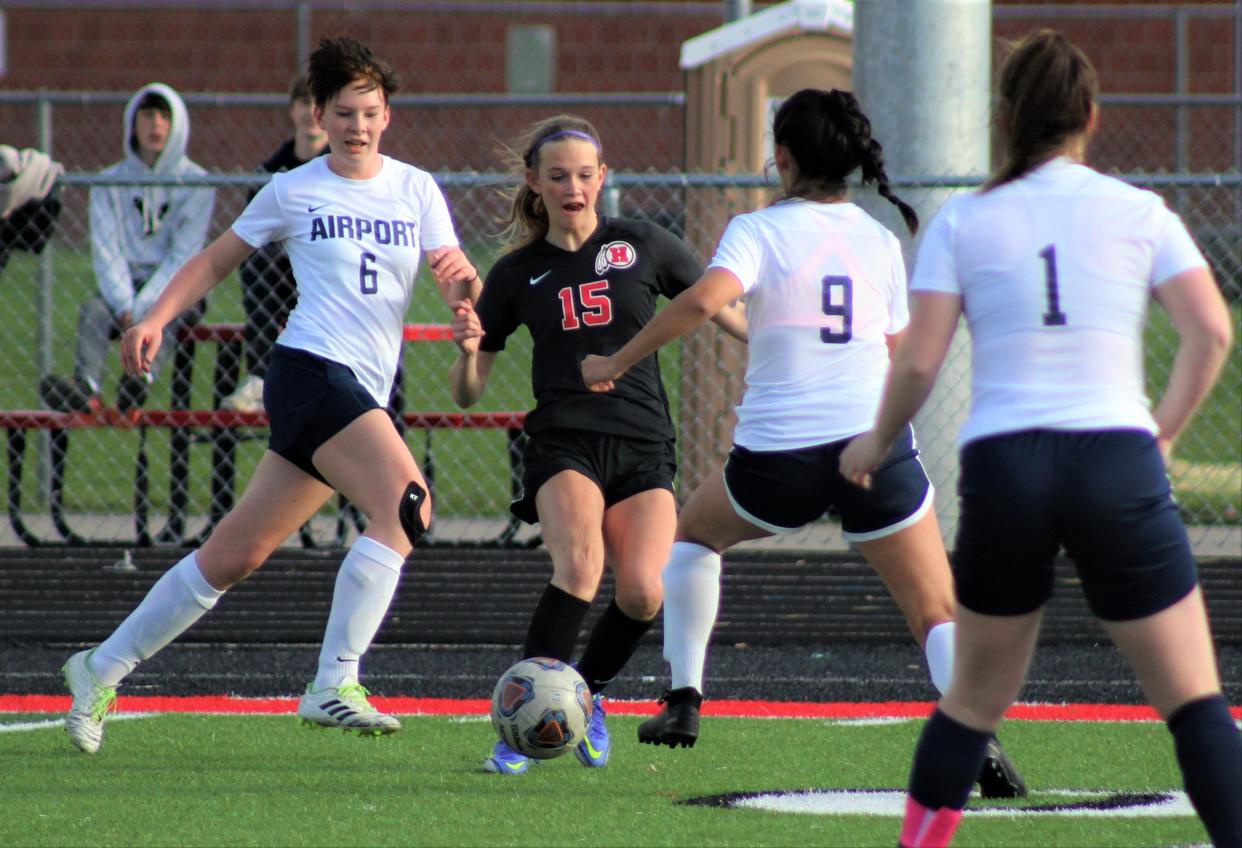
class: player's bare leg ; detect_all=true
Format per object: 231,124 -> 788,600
569,488 -> 677,766
860,510 -> 1028,798
1101,587 -> 1242,843
484,470 -> 606,773
288,409 -> 431,736
64,453 -> 332,753
640,467 -> 770,748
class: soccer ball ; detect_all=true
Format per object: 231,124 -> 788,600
490,657 -> 592,760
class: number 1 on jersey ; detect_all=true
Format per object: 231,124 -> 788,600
1038,245 -> 1067,326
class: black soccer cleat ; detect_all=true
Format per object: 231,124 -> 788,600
977,735 -> 1028,799
637,686 -> 702,749
116,375 -> 150,413
39,375 -> 97,413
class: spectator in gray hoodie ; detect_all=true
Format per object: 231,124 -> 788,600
40,82 -> 215,413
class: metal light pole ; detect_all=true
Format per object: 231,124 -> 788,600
854,0 -> 992,544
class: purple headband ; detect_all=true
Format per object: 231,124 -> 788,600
528,129 -> 600,162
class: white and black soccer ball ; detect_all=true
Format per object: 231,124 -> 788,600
490,657 -> 592,760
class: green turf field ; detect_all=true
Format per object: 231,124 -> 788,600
0,712 -> 1214,847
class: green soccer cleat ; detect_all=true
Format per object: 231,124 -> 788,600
62,649 -> 117,754
297,681 -> 401,736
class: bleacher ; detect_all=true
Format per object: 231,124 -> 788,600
1,323 -> 530,548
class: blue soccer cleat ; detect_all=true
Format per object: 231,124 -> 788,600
574,693 -> 610,768
483,738 -> 531,775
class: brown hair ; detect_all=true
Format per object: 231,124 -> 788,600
497,114 -> 604,248
306,36 -> 400,109
987,30 -> 1098,190
288,72 -> 311,104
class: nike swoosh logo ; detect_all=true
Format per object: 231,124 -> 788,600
308,203 -> 330,213
336,657 -> 357,663
528,271 -> 551,286
582,738 -> 605,759
502,759 -> 526,771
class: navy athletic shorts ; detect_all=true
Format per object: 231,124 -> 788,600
723,424 -> 933,541
512,428 -> 676,524
264,345 -> 382,484
953,428 -> 1197,621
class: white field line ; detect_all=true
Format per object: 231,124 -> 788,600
734,788 -> 1197,817
0,712 -> 155,733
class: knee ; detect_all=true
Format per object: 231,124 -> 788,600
355,480 -> 431,554
614,577 -> 663,621
553,553 -> 604,598
397,480 -> 431,547
197,548 -> 265,590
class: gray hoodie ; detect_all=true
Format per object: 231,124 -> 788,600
88,82 -> 215,320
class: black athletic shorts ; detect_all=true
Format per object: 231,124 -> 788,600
723,424 -> 933,541
511,428 -> 676,524
953,428 -> 1197,621
264,345 -> 382,484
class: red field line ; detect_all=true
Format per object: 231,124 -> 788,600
4,695 -> 1239,721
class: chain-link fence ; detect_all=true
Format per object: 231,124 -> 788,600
0,2 -> 1238,552
2,167 -> 1237,551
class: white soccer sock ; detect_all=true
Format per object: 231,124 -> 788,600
661,541 -> 722,693
89,552 -> 224,688
924,620 -> 956,696
313,536 -> 405,691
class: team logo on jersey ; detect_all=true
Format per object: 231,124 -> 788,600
594,241 -> 637,275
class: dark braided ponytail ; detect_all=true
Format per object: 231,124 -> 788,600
772,88 -> 918,235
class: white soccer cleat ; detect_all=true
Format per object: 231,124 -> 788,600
62,649 -> 117,754
297,681 -> 401,736
220,375 -> 265,414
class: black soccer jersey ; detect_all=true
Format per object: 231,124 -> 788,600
477,218 -> 703,441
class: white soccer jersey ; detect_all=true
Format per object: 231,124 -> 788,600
232,155 -> 459,404
709,199 -> 909,451
911,157 -> 1208,446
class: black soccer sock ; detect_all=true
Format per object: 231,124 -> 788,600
1167,694 -> 1242,847
576,598 -> 655,695
908,708 -> 992,811
522,583 -> 590,663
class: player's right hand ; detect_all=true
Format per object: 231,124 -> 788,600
451,298 -> 483,355
120,320 -> 163,376
838,430 -> 888,490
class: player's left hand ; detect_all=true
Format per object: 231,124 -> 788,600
838,431 -> 888,490
581,354 -> 621,392
451,297 -> 483,355
427,246 -> 478,290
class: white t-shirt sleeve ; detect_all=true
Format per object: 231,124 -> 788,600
417,174 -> 460,251
909,202 -> 960,296
886,237 -> 910,334
1150,207 -> 1208,288
230,178 -> 286,249
707,214 -> 763,294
